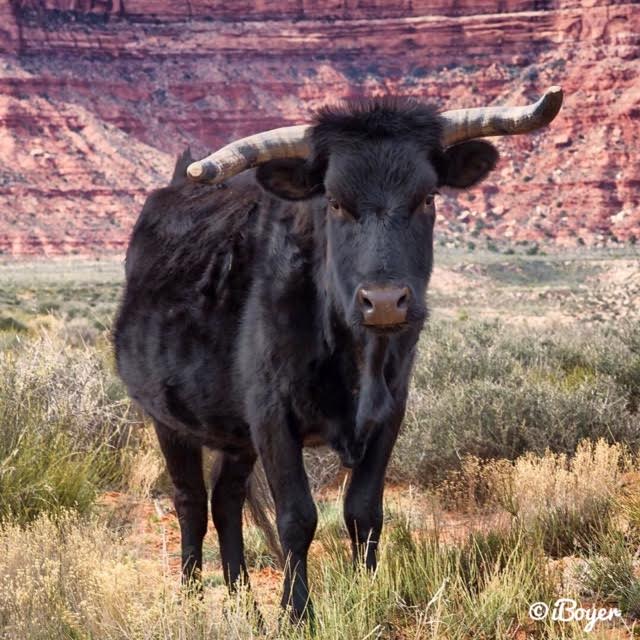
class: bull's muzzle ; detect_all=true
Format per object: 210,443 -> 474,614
357,285 -> 410,328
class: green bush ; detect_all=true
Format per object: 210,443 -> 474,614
392,320 -> 640,484
0,316 -> 28,333
583,532 -> 640,618
0,326 -> 136,524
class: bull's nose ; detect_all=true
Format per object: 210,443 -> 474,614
357,285 -> 410,326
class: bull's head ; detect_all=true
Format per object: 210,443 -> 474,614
188,87 -> 562,332
187,88 -> 563,465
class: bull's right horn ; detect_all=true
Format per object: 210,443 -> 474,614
187,124 -> 312,185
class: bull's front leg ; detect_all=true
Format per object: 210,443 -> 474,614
343,420 -> 401,570
251,412 -> 318,621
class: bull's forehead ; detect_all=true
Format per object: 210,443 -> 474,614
323,139 -> 438,212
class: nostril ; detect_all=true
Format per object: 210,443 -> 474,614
397,287 -> 410,310
358,288 -> 374,311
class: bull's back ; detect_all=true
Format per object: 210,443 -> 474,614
114,159 -> 262,446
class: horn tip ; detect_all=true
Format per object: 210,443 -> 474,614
187,161 -> 204,180
188,160 -> 221,182
545,86 -> 564,105
541,85 -> 563,122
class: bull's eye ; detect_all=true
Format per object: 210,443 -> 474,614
328,198 -> 341,212
328,197 -> 357,220
424,191 -> 439,208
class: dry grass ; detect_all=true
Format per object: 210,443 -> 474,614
0,509 -> 553,639
507,439 -> 628,520
1,254 -> 639,638
0,512 -> 259,640
2,441 -> 639,639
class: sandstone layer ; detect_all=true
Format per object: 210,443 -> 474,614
0,1 -> 638,256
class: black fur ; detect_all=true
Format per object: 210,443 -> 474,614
114,97 -> 498,620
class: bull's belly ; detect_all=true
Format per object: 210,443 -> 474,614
125,370 -> 251,451
115,308 -> 250,450
115,304 -> 352,455
303,432 -> 329,447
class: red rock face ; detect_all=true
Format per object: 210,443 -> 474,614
0,1 -> 638,256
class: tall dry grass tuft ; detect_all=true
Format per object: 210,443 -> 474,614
0,512 -> 260,640
434,440 -> 632,558
502,440 -> 629,556
507,439 -> 629,521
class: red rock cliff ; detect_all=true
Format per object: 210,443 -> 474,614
0,0 -> 638,255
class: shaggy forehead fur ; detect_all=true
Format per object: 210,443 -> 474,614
311,97 -> 443,154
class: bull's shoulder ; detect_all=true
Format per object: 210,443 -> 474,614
132,154 -> 262,246
123,152 -> 262,297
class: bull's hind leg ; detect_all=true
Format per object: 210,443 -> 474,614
154,421 -> 208,585
210,450 -> 256,590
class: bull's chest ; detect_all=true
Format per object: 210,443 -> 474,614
289,349 -> 361,440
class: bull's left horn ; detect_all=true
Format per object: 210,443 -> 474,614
440,86 -> 563,146
187,124 -> 313,184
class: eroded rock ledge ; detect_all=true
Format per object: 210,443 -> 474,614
0,1 -> 638,255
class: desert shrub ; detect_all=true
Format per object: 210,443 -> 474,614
0,315 -> 28,333
582,532 -> 640,619
604,322 -> 640,412
0,324 -> 138,523
392,320 -> 640,483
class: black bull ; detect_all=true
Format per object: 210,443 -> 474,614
114,98 -> 503,619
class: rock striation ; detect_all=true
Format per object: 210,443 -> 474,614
0,1 -> 638,255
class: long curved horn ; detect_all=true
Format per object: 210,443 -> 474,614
187,124 -> 312,184
440,86 -> 563,146
188,86 -> 563,184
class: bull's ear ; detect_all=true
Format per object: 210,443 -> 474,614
439,140 -> 498,189
256,158 -> 324,201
